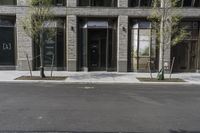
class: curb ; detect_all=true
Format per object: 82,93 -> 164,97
0,80 -> 198,85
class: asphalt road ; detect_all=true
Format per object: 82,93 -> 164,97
0,83 -> 200,133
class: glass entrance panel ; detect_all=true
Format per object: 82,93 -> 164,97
88,29 -> 107,71
43,29 -> 57,67
0,17 -> 15,66
0,27 -> 15,65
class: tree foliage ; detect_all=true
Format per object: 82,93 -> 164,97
21,0 -> 55,78
148,0 -> 190,80
21,0 -> 54,45
149,0 -> 189,48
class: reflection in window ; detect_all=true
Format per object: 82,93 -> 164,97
129,0 -> 139,7
0,16 -> 15,65
180,21 -> 199,40
31,0 -> 65,6
176,0 -> 200,7
52,0 -> 65,6
129,0 -> 200,7
139,29 -> 151,56
183,0 -> 192,7
34,19 -> 65,69
79,0 -> 117,7
131,21 -> 157,72
140,0 -> 152,7
194,0 -> 200,7
0,0 -> 16,5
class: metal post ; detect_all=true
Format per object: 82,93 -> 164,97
51,55 -> 55,77
106,19 -> 109,71
26,53 -> 32,77
169,57 -> 175,79
148,61 -> 153,79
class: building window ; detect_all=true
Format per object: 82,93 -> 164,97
129,0 -> 200,7
129,0 -> 152,7
183,0 -> 192,7
176,0 -> 200,7
130,21 -> 157,72
78,0 -> 117,7
31,0 -> 65,6
171,21 -> 199,71
34,19 -> 66,70
194,0 -> 200,7
0,0 -> 16,5
52,0 -> 65,6
0,16 -> 16,66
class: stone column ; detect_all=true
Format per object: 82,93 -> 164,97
118,0 -> 128,7
67,0 -> 77,7
16,13 -> 33,71
117,16 -> 128,72
66,15 -> 77,71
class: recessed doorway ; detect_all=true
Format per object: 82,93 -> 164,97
88,29 -> 107,71
78,19 -> 117,72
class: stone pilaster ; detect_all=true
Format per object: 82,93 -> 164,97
16,13 -> 33,71
118,0 -> 128,7
66,15 -> 77,71
117,15 -> 128,72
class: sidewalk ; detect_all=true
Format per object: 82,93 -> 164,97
0,71 -> 200,84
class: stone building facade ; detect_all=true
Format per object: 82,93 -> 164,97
0,0 -> 200,72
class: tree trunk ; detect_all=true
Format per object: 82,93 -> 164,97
158,0 -> 165,80
40,31 -> 45,78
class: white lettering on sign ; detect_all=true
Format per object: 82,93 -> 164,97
2,43 -> 12,50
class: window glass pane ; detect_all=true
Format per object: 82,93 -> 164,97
180,22 -> 193,29
175,0 -> 182,7
0,0 -> 16,5
183,0 -> 192,7
194,0 -> 200,7
0,17 -> 15,27
140,0 -> 152,7
129,0 -> 139,7
138,58 -> 149,71
151,30 -> 156,57
0,17 -> 15,65
79,0 -> 89,6
133,29 -> 138,57
54,0 -> 65,6
139,29 -> 151,56
139,21 -> 151,28
79,0 -> 116,6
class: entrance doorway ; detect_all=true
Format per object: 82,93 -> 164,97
78,19 -> 117,72
0,17 -> 15,66
88,29 -> 107,71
